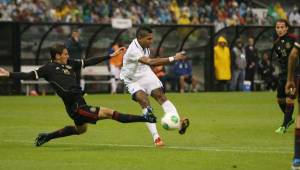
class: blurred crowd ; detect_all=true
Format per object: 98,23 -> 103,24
214,35 -> 277,92
0,0 -> 300,30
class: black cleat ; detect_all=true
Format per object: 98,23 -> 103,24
35,133 -> 49,147
285,119 -> 295,130
179,118 -> 190,135
144,113 -> 157,123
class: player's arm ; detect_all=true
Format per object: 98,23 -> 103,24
138,51 -> 187,66
84,47 -> 126,67
0,68 -> 39,80
287,47 -> 299,81
285,46 -> 299,94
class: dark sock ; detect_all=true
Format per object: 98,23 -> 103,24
283,103 -> 294,127
278,103 -> 286,114
294,129 -> 300,159
112,111 -> 147,123
46,126 -> 79,141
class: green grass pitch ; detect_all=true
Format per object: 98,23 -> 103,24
0,92 -> 294,170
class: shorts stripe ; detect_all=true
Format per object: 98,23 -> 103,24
77,108 -> 98,120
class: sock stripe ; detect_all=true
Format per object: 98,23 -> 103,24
112,111 -> 120,120
78,108 -> 99,120
296,129 -> 300,136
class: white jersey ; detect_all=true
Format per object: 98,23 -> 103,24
120,39 -> 154,83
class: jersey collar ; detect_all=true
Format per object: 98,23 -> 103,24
133,38 -> 150,55
133,38 -> 144,51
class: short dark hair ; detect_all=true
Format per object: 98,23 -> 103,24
50,44 -> 66,60
136,26 -> 152,39
275,19 -> 290,28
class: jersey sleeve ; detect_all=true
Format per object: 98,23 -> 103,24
35,65 -> 49,79
127,50 -> 143,62
67,58 -> 83,70
10,65 -> 48,80
295,41 -> 300,49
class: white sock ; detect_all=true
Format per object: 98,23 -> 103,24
161,100 -> 180,118
162,100 -> 181,130
111,78 -> 117,93
143,108 -> 160,141
80,79 -> 85,91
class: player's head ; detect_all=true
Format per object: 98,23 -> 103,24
217,36 -> 227,47
136,26 -> 153,48
275,19 -> 289,38
236,38 -> 243,48
50,44 -> 69,64
248,37 -> 254,46
263,52 -> 269,61
71,28 -> 80,42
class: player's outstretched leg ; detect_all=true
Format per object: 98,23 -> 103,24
112,110 -> 156,123
275,98 -> 294,134
35,133 -> 49,146
275,98 -> 288,134
35,125 -> 83,147
284,98 -> 295,131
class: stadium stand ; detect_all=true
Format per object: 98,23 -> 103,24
1,0 -> 300,94
0,0 -> 299,27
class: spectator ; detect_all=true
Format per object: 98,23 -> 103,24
214,36 -> 231,91
65,28 -> 84,88
245,37 -> 258,91
108,42 -> 124,94
289,6 -> 300,26
258,52 -> 277,91
230,38 -> 247,91
0,0 -> 263,25
173,57 -> 198,93
152,65 -> 168,91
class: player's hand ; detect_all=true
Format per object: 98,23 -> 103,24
285,81 -> 296,96
0,68 -> 9,77
110,47 -> 126,57
174,51 -> 187,61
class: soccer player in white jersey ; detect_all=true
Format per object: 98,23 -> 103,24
120,26 -> 190,146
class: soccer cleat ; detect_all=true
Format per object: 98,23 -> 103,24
285,119 -> 295,130
292,159 -> 300,170
144,113 -> 157,123
154,137 -> 164,147
143,106 -> 156,123
35,133 -> 49,147
179,118 -> 190,135
275,126 -> 286,134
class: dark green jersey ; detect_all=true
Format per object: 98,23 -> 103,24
273,34 -> 297,77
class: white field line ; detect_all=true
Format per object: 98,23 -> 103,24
1,139 -> 292,154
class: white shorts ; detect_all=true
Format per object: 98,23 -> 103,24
125,73 -> 163,95
110,64 -> 121,79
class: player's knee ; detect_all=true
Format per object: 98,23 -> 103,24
99,107 -> 114,118
75,125 -> 87,135
277,98 -> 285,104
155,93 -> 167,104
78,128 -> 87,135
141,98 -> 150,106
286,98 -> 294,105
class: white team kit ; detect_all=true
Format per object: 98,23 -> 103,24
120,37 -> 188,145
120,38 -> 163,95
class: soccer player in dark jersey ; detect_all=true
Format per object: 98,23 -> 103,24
273,19 -> 296,134
0,44 -> 156,147
285,39 -> 300,170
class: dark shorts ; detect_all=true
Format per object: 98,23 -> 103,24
66,97 -> 100,126
277,76 -> 298,100
277,78 -> 287,99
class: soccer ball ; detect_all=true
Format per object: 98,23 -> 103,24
161,113 -> 180,130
